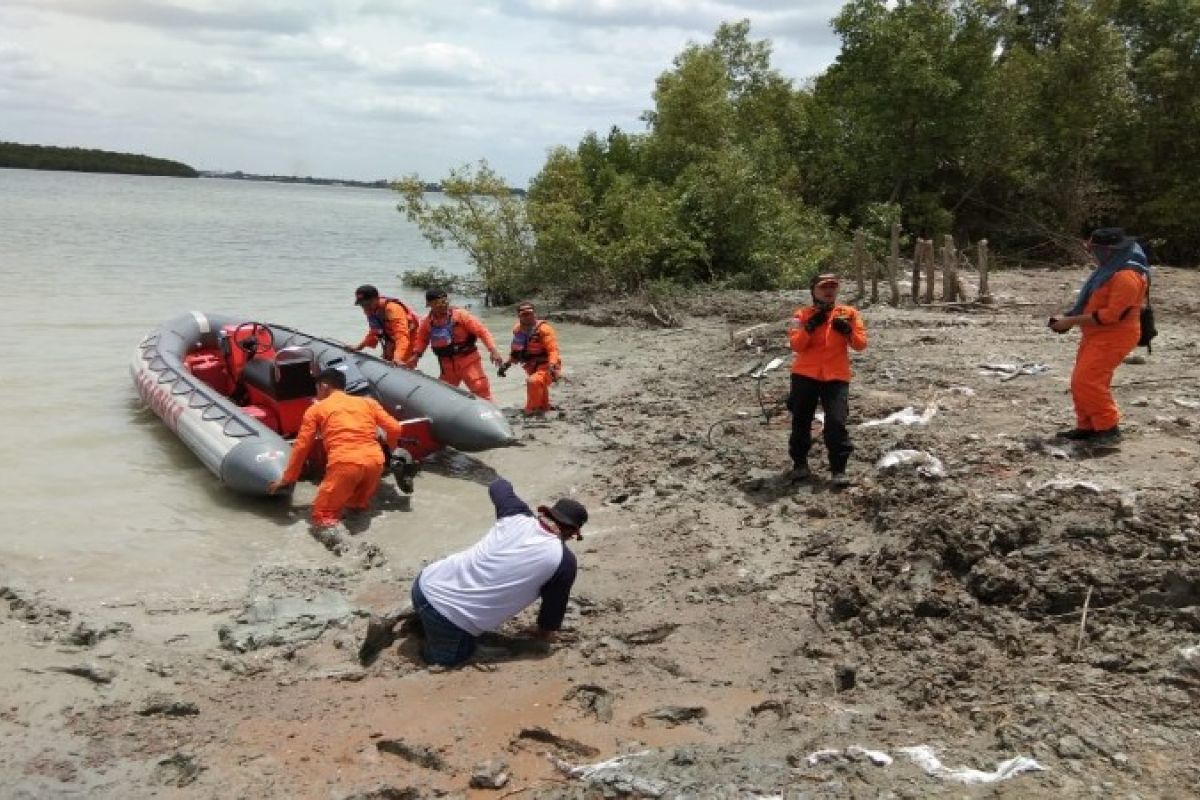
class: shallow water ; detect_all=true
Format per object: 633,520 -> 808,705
0,169 -> 601,625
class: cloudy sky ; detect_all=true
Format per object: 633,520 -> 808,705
0,1 -> 845,185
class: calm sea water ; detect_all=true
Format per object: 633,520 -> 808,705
0,169 -> 596,628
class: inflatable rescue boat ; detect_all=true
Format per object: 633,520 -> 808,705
131,312 -> 516,496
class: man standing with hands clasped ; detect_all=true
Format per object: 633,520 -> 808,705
1048,227 -> 1150,443
786,273 -> 868,487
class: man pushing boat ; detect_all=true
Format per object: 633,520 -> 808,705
267,368 -> 405,527
406,288 -> 505,401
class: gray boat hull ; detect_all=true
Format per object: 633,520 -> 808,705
131,311 -> 516,496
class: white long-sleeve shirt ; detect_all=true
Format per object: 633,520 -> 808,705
418,479 -> 576,636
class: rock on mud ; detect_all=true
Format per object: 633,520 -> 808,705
137,693 -> 200,717
375,739 -> 447,771
469,759 -> 510,789
153,752 -> 203,787
218,593 -> 356,653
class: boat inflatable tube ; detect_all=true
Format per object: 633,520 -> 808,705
131,311 -> 516,496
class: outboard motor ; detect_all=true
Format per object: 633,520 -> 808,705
318,353 -> 371,396
388,448 -> 418,494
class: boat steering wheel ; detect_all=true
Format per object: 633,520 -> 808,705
232,322 -> 275,356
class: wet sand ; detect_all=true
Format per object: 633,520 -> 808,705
3,267 -> 1199,798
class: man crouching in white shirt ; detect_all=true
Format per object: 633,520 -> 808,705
361,478 -> 587,667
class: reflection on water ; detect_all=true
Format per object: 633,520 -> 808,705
0,169 -> 601,622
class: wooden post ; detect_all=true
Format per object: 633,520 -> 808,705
942,234 -> 957,302
911,239 -> 924,304
888,222 -> 901,306
923,238 -> 936,304
977,238 -> 992,303
955,265 -> 969,303
854,229 -> 866,298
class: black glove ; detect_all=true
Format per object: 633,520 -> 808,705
804,307 -> 830,332
1047,317 -> 1068,335
497,364 -> 510,377
831,316 -> 852,335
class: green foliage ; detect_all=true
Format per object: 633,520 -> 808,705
0,141 -> 197,177
394,4 -> 1200,299
399,266 -> 482,296
393,161 -> 533,305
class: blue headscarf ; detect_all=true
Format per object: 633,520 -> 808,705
1068,241 -> 1150,316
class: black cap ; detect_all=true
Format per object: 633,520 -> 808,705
539,498 -> 588,531
354,284 -> 379,306
1089,227 -> 1133,248
425,287 -> 448,302
315,367 -> 347,390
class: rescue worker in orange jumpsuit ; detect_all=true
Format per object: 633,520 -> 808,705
499,301 -> 561,416
349,284 -> 419,366
406,288 -> 504,401
787,273 -> 868,487
1049,227 -> 1150,443
266,368 -> 405,527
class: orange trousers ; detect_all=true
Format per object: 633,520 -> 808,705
438,350 -> 492,401
523,364 -> 555,413
1070,332 -> 1138,432
311,460 -> 385,526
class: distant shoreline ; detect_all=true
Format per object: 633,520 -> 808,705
199,171 -> 403,190
201,171 -> 525,196
0,141 -> 197,178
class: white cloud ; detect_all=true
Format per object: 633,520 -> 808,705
0,0 -> 842,183
332,93 -> 449,122
21,0 -> 318,34
119,59 -> 272,93
0,42 -> 53,81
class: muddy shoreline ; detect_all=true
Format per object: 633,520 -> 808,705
3,267 -> 1199,798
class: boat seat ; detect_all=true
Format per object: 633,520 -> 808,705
242,352 -> 317,401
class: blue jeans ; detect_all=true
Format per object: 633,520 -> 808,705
411,575 -> 476,666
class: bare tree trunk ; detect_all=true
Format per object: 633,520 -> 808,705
888,222 -> 901,306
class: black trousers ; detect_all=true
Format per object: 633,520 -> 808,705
788,375 -> 853,473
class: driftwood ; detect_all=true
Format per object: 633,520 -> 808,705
1076,586 -> 1094,652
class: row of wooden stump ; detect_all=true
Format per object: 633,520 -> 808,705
853,225 -> 993,306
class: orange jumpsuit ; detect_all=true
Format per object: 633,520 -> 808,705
1070,270 -> 1148,432
509,320 -> 561,413
281,391 -> 403,526
411,307 -> 499,401
788,304 -> 869,380
357,298 -> 418,363
787,304 -> 868,473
